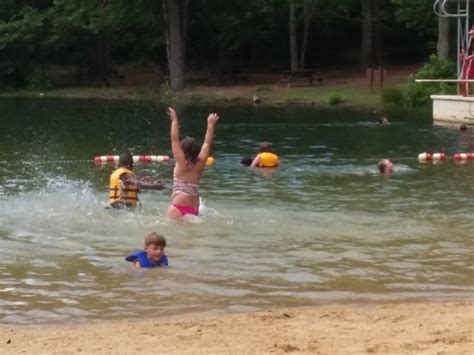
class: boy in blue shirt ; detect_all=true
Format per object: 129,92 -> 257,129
125,232 -> 168,268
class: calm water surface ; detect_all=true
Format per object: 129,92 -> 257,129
0,98 -> 473,325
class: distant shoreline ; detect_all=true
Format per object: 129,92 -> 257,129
1,300 -> 472,354
0,69 -> 414,112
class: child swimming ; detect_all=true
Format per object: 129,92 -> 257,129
378,159 -> 394,175
109,151 -> 165,209
250,142 -> 280,168
167,107 -> 219,219
125,232 -> 168,268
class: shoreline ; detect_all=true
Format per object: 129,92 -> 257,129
0,69 -> 414,112
2,300 -> 472,354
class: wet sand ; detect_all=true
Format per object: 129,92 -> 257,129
1,300 -> 473,354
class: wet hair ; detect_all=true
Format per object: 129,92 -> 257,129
460,124 -> 468,131
378,116 -> 389,125
259,142 -> 273,153
240,156 -> 254,166
181,136 -> 202,164
145,232 -> 166,248
119,151 -> 133,168
378,159 -> 391,173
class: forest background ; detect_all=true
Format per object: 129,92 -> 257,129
0,0 -> 459,107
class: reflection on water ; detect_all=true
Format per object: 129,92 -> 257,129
0,98 -> 473,325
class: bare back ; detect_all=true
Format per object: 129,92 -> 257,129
167,107 -> 218,216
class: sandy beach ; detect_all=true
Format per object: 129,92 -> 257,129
1,300 -> 472,354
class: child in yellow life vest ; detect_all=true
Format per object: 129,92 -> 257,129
251,142 -> 280,168
109,151 -> 165,209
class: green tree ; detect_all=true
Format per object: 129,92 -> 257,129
391,0 -> 447,58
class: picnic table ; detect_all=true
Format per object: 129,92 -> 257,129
276,70 -> 323,87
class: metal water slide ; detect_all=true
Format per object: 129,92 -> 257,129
433,0 -> 472,83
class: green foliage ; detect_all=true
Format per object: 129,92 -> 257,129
0,6 -> 50,87
414,54 -> 456,80
391,0 -> 436,36
382,88 -> 404,106
328,94 -> 344,105
157,82 -> 174,104
404,55 -> 456,107
0,0 -> 164,87
28,70 -> 52,91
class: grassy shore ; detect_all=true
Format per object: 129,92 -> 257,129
0,69 -> 412,111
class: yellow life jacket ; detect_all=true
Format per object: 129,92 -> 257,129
258,152 -> 279,168
109,167 -> 139,207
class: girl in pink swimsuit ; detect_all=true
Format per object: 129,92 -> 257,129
167,107 -> 219,219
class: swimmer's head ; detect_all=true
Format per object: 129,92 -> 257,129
145,232 -> 166,248
259,142 -> 273,153
378,159 -> 394,174
378,116 -> 390,126
181,136 -> 202,164
144,232 -> 166,263
119,151 -> 134,168
460,124 -> 468,131
240,156 -> 253,166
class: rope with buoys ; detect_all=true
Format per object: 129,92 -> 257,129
93,155 -> 215,166
418,152 -> 474,162
94,155 -> 170,165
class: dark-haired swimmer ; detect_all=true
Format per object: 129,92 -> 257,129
167,107 -> 219,219
109,151 -> 165,209
378,159 -> 394,175
251,142 -> 280,168
378,116 -> 390,126
240,156 -> 254,166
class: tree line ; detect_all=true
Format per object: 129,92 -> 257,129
0,0 -> 450,90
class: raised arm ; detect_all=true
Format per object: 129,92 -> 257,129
168,107 -> 185,162
198,113 -> 219,162
250,155 -> 260,167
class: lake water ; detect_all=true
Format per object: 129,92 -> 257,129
0,98 -> 473,325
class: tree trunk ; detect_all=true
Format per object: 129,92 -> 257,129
374,0 -> 383,67
437,16 -> 450,60
289,0 -> 298,71
360,0 -> 372,68
91,0 -> 112,87
299,0 -> 317,70
162,0 -> 186,90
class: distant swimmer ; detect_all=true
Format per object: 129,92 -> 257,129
125,232 -> 168,268
250,142 -> 280,168
167,107 -> 219,219
378,159 -> 394,175
109,151 -> 165,209
240,156 -> 254,166
378,116 -> 390,126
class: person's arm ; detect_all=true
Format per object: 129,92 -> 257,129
250,155 -> 260,167
197,113 -> 219,162
168,107 -> 185,163
137,179 -> 165,190
119,172 -> 138,190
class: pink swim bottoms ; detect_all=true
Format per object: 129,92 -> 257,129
172,204 -> 199,216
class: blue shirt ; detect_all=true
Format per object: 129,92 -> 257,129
125,250 -> 168,268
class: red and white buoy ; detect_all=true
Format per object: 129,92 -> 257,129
453,152 -> 474,161
133,155 -> 170,164
418,152 -> 446,162
94,155 -> 170,165
94,155 -> 119,164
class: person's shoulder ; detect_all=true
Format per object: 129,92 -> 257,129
160,255 -> 169,266
125,250 -> 143,262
